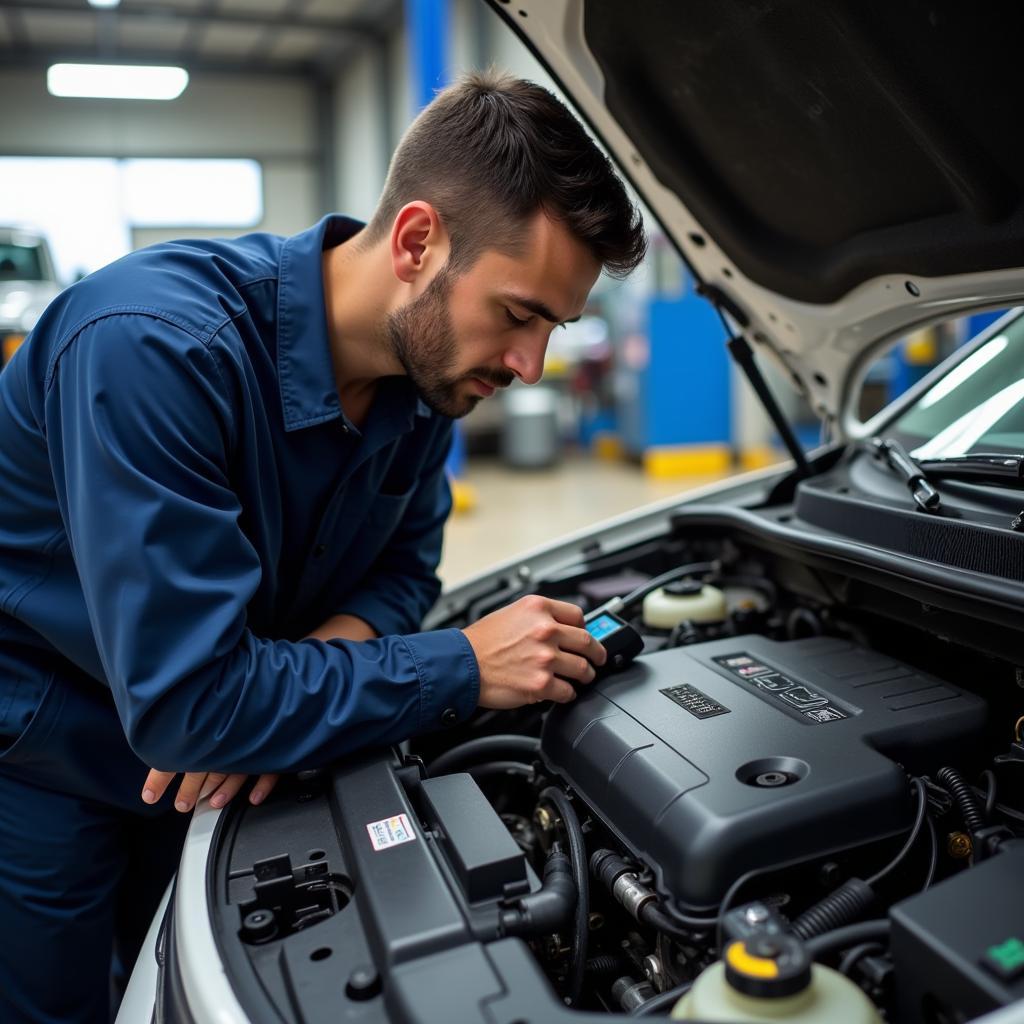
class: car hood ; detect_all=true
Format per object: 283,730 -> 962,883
487,0 -> 1024,434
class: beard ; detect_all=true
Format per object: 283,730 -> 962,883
385,265 -> 514,419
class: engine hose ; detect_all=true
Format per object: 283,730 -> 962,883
785,607 -> 823,639
804,919 -> 891,962
640,902 -> 711,941
866,777 -> 928,887
790,877 -> 876,941
426,734 -> 540,777
466,761 -> 535,783
538,787 -> 589,1007
936,766 -> 986,834
585,955 -> 622,976
838,941 -> 885,978
981,770 -> 997,821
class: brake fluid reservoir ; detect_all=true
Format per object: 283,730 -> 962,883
671,936 -> 882,1023
643,580 -> 727,629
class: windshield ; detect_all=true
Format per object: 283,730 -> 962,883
889,312 -> 1024,458
0,241 -> 45,282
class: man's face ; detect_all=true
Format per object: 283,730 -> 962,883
386,211 -> 602,418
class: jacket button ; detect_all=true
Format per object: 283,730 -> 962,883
313,544 -> 327,557
441,708 -> 458,727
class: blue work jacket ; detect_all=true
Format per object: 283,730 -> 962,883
0,215 -> 479,805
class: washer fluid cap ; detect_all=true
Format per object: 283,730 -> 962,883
643,583 -> 727,629
724,935 -> 812,999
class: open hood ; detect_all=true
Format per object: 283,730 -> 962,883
486,0 -> 1024,434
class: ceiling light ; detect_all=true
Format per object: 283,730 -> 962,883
87,0 -> 122,8
47,63 -> 188,101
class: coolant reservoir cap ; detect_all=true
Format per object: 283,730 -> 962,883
663,578 -> 704,597
724,935 -> 811,999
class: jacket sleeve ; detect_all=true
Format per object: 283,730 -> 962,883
331,422 -> 454,637
44,315 -> 479,774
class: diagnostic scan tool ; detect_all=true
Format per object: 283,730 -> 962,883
584,610 -> 644,676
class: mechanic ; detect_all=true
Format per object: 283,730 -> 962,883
0,71 -> 645,1023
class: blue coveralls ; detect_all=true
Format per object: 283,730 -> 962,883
0,215 -> 479,1022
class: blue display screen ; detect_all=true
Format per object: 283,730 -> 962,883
586,614 -> 621,642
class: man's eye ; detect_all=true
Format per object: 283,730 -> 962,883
505,308 -> 530,328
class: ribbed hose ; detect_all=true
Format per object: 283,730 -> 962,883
539,787 -> 589,1007
936,766 -> 986,833
791,877 -> 876,941
585,955 -> 622,976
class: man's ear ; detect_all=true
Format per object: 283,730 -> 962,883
390,201 -> 449,285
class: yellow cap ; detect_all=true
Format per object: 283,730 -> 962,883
725,941 -> 781,979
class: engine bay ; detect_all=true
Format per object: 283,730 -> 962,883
202,511 -> 1024,1023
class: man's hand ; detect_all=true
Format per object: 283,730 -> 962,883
463,595 -> 607,709
141,769 -> 279,812
140,613 -> 378,812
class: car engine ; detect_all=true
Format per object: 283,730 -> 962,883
203,522 -> 1024,1023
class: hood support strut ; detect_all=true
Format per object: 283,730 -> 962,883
727,334 -> 812,478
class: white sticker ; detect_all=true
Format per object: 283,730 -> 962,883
366,813 -> 417,852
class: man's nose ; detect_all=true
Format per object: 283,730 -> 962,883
502,335 -> 547,386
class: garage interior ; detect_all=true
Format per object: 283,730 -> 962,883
0,0 -> 993,585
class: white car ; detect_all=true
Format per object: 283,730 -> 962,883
0,227 -> 61,367
121,2 -> 1024,1022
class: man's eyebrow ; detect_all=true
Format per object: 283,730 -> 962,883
504,294 -> 582,325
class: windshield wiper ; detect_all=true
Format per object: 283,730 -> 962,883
915,453 -> 1024,483
867,437 -> 942,513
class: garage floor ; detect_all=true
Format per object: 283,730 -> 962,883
438,455 -> 739,586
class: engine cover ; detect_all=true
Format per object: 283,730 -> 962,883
541,635 -> 986,909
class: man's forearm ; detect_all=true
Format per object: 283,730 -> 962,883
304,613 -> 379,643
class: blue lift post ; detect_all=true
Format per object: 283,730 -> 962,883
404,0 -> 474,510
617,270 -> 733,477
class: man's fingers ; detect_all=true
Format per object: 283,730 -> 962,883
557,623 -> 608,666
142,770 -> 284,811
208,773 -> 248,809
542,597 -> 586,627
250,773 -> 280,806
552,649 -> 597,684
199,772 -> 229,800
545,679 -> 578,704
173,772 -> 211,813
141,769 -> 176,805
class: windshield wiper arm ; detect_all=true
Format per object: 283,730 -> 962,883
915,453 -> 1024,483
868,437 -> 942,513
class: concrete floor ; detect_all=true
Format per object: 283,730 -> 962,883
437,455 -> 738,586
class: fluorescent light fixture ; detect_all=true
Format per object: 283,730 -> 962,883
47,63 -> 188,101
87,0 -> 121,8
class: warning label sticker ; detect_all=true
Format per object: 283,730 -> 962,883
366,813 -> 417,852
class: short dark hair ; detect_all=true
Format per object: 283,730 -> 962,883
364,70 -> 647,278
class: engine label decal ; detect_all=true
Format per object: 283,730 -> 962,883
712,653 -> 851,725
366,813 -> 417,851
661,683 -> 731,719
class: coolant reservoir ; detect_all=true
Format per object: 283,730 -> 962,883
671,935 -> 882,1023
643,579 -> 727,630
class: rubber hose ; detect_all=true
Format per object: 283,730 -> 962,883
628,981 -> 693,1017
936,766 -> 986,834
427,734 -> 540,777
981,769 -> 997,822
791,877 -> 876,940
539,786 -> 589,1007
585,955 -> 622,976
866,777 -> 928,887
804,919 -> 891,962
640,903 -> 712,941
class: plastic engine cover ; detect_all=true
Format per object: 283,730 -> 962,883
541,635 -> 986,909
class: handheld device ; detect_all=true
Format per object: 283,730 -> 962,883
584,609 -> 644,675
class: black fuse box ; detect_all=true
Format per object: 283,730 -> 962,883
420,773 -> 529,903
891,844 -> 1024,1023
